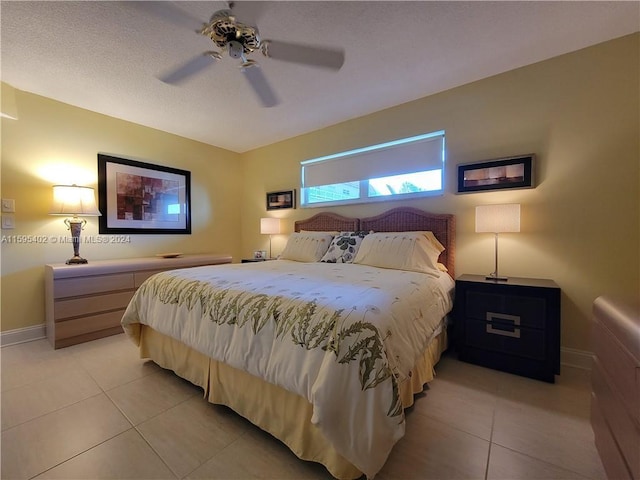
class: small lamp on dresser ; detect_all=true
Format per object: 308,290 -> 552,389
50,184 -> 101,264
260,217 -> 281,259
475,203 -> 520,281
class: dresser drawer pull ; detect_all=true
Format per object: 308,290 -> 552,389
486,312 -> 521,338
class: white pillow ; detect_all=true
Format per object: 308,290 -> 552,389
408,230 -> 446,253
352,231 -> 445,273
320,231 -> 370,263
279,232 -> 334,262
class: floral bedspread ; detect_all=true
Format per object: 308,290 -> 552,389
121,259 -> 454,477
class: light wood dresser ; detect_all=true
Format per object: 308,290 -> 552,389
45,253 -> 232,349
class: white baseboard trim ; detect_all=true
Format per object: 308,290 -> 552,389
1,324 -> 46,347
561,347 -> 593,370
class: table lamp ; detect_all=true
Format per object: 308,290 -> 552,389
50,185 -> 101,264
475,203 -> 520,281
260,217 -> 281,259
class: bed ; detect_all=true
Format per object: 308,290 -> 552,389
121,207 -> 456,479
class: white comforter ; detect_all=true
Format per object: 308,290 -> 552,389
121,260 -> 454,477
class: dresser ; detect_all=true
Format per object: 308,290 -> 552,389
454,274 -> 561,382
45,253 -> 232,349
590,296 -> 640,480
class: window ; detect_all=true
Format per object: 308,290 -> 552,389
300,131 -> 445,207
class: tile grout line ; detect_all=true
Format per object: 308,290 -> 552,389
1,390 -> 105,434
27,428 -> 135,480
104,383 -> 202,479
484,392 -> 498,480
134,423 -> 181,480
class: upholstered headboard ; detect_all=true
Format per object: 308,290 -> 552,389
293,207 -> 456,277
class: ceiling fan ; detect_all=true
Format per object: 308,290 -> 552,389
154,2 -> 345,107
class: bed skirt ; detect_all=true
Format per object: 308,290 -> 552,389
138,324 -> 448,479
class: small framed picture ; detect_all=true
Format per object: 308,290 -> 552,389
266,190 -> 295,210
253,250 -> 267,259
457,154 -> 535,194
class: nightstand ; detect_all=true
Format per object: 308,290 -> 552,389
241,258 -> 275,263
454,274 -> 561,382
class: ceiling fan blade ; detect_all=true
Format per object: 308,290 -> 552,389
264,40 -> 345,70
159,54 -> 216,85
241,64 -> 279,107
128,1 -> 203,31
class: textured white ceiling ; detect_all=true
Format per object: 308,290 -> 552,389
2,1 -> 638,153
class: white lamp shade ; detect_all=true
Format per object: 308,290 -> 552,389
475,204 -> 520,233
260,217 -> 281,235
50,185 -> 101,216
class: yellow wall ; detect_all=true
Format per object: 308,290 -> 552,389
241,34 -> 639,352
1,87 -> 243,332
2,34 -> 638,352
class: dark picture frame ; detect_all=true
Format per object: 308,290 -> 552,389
97,154 -> 191,234
457,154 -> 535,193
266,189 -> 296,210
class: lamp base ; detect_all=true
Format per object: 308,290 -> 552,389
66,255 -> 88,265
486,273 -> 508,282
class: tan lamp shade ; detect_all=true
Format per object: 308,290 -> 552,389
260,217 -> 281,235
475,204 -> 520,233
50,185 -> 101,216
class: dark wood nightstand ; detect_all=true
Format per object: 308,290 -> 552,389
241,258 -> 275,263
454,274 -> 561,383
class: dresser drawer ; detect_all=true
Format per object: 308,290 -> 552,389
465,291 -> 547,329
54,291 -> 135,321
464,318 -> 546,360
55,310 -> 125,340
54,273 -> 134,298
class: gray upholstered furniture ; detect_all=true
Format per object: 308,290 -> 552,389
591,296 -> 640,480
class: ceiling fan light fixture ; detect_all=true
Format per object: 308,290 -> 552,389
200,9 -> 261,55
228,41 -> 245,59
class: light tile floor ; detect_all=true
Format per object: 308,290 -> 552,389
1,334 -> 606,479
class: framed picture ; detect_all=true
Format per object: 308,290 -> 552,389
457,154 -> 535,193
266,189 -> 295,210
253,250 -> 267,259
97,154 -> 191,234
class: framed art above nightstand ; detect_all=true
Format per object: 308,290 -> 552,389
454,274 -> 561,382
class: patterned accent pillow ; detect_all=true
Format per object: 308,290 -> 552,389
320,231 -> 370,263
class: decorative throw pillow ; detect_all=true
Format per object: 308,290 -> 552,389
279,232 -> 334,262
320,231 -> 370,263
353,231 -> 445,273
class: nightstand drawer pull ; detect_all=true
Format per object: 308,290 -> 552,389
486,312 -> 521,338
486,323 -> 521,338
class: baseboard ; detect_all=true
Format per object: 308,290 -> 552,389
561,347 -> 594,370
1,324 -> 46,347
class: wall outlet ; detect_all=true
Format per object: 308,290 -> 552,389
1,199 -> 15,213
